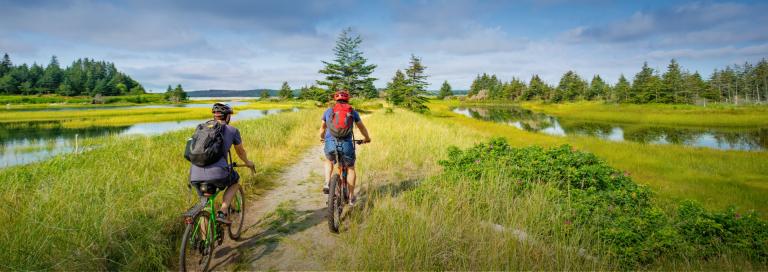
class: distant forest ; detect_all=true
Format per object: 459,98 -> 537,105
468,59 -> 768,104
0,53 -> 145,96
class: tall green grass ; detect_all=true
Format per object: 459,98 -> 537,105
0,109 -> 321,270
333,109 -> 766,270
429,102 -> 768,215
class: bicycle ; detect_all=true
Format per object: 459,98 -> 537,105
179,160 -> 251,272
327,139 -> 365,233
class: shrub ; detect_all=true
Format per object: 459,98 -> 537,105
436,138 -> 768,267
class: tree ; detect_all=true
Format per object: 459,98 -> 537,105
385,70 -> 408,106
279,81 -> 292,99
632,62 -> 662,103
588,75 -> 609,101
661,59 -> 685,103
299,85 -> 331,102
438,80 -> 453,99
0,53 -> 12,77
612,74 -> 631,103
555,71 -> 587,102
39,56 -> 63,94
317,28 -> 378,98
260,90 -> 271,99
522,75 -> 548,101
401,55 -> 430,112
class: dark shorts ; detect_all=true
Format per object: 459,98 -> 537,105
324,138 -> 356,167
190,170 -> 239,195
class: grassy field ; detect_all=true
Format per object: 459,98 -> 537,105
0,101 -> 308,127
333,108 -> 766,270
518,101 -> 768,127
428,101 -> 768,215
0,109 -> 321,270
0,94 -> 169,106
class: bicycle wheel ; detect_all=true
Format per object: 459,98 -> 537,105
228,186 -> 245,240
180,211 -> 214,272
327,174 -> 343,233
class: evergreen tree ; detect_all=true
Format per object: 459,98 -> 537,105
260,90 -> 271,99
279,81 -> 292,99
39,56 -> 63,94
522,75 -> 548,101
632,62 -> 662,103
662,59 -> 685,103
385,70 -> 408,106
317,28 -> 377,98
588,75 -> 608,101
612,74 -> 631,103
402,55 -> 430,112
438,80 -> 453,99
173,84 -> 188,102
0,53 -> 12,77
506,77 -> 527,100
555,71 -> 587,102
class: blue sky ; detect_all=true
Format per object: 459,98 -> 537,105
1,0 -> 767,91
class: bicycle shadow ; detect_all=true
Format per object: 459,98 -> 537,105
341,178 -> 419,222
208,205 -> 326,270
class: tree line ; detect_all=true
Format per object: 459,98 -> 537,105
0,53 -> 146,96
467,59 -> 768,104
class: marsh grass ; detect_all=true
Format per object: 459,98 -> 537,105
428,101 -> 768,215
333,108 -> 766,270
520,101 -> 768,127
0,109 -> 321,270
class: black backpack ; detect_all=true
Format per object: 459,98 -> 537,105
184,120 -> 226,167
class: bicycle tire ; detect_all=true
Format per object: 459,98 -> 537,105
327,174 -> 342,233
228,186 -> 245,240
180,210 -> 214,272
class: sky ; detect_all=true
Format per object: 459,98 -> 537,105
1,0 -> 767,91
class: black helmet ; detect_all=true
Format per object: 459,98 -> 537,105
212,103 -> 233,115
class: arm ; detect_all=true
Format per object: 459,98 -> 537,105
234,143 -> 255,172
355,121 -> 371,143
320,121 -> 327,142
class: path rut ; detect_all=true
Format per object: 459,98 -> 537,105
208,145 -> 339,270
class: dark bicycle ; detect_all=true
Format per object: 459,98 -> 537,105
327,139 -> 365,233
179,159 -> 249,272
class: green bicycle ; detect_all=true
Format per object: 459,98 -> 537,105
179,162 -> 248,272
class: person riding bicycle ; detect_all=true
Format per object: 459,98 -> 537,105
320,90 -> 371,206
189,103 -> 255,224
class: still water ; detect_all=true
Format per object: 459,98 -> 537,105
453,107 -> 767,151
1,108 -> 294,168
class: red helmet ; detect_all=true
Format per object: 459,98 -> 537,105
334,90 -> 350,101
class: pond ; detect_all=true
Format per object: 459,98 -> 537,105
0,108 -> 295,168
453,107 -> 767,151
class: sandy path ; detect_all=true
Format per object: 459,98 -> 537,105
207,145 -> 339,271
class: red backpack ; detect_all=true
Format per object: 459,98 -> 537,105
328,103 -> 354,138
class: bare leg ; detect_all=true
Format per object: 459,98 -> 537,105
324,159 -> 333,188
347,166 -> 356,199
220,183 -> 240,213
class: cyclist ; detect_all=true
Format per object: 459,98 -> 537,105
189,103 -> 255,224
320,90 -> 371,206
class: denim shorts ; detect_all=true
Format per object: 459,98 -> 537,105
324,138 -> 356,167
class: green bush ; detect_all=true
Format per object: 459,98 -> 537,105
435,138 -> 768,268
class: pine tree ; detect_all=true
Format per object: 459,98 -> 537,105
402,55 -> 430,112
662,59 -> 685,103
260,90 -> 271,99
632,62 -> 662,103
555,71 -> 587,102
173,84 -> 188,102
613,74 -> 631,103
317,28 -> 378,98
438,80 -> 453,99
0,53 -> 12,77
385,70 -> 408,106
523,75 -> 548,101
279,81 -> 292,99
588,75 -> 608,101
39,56 -> 63,94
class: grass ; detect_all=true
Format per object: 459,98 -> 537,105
0,108 -> 321,270
331,108 -> 766,270
428,101 -> 768,215
0,94 -> 168,106
519,101 -> 768,127
0,101 -> 307,128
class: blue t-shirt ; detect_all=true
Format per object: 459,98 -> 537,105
189,124 -> 242,181
322,107 -> 361,141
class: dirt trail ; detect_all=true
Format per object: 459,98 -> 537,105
208,145 -> 339,270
